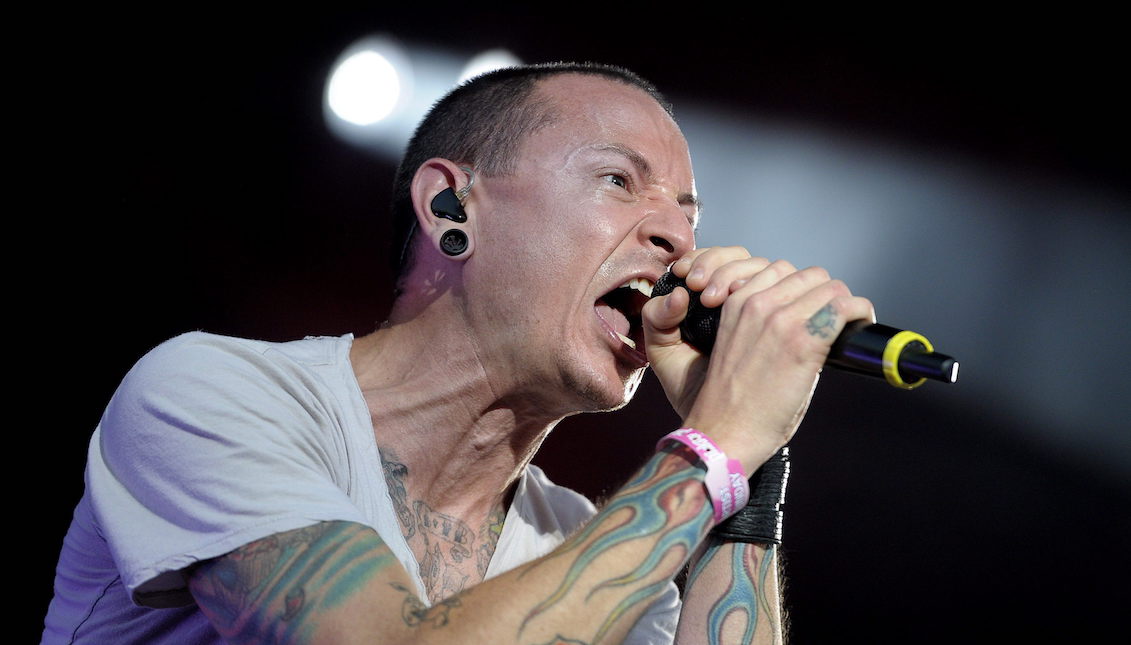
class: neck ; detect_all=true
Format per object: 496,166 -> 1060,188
350,301 -> 563,517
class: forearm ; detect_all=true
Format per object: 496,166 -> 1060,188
675,538 -> 784,645
190,446 -> 713,645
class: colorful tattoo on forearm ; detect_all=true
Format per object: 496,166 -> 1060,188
755,544 -> 777,635
519,449 -> 712,641
689,539 -> 780,645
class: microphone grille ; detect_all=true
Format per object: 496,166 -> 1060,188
654,271 -> 720,354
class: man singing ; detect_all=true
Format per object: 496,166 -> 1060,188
44,62 -> 873,644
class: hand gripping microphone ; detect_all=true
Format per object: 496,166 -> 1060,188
652,272 -> 959,389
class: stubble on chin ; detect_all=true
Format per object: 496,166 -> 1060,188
559,361 -> 646,414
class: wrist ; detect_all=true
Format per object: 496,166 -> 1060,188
680,416 -> 782,476
656,428 -> 749,524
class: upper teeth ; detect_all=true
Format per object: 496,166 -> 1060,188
620,278 -> 654,297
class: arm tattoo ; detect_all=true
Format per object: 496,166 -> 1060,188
518,449 -> 712,642
189,521 -> 397,644
805,304 -> 837,339
688,539 -> 781,645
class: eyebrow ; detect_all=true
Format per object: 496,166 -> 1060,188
595,143 -> 702,229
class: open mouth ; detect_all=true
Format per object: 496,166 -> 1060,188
594,277 -> 654,355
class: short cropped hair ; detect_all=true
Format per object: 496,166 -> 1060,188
389,62 -> 672,292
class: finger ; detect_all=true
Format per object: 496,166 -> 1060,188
782,292 -> 877,370
669,248 -> 712,278
675,246 -> 752,290
777,281 -> 875,351
717,263 -> 817,332
641,286 -> 691,350
697,257 -> 784,308
795,292 -> 872,343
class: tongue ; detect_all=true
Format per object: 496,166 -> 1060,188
595,299 -> 631,337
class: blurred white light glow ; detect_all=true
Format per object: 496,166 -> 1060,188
326,40 -> 520,158
458,49 -> 522,83
328,50 -> 400,125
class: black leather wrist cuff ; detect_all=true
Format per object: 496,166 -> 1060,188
711,446 -> 790,544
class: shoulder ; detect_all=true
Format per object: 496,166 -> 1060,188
99,332 -> 354,471
122,331 -> 346,386
112,331 -> 351,412
86,333 -> 370,601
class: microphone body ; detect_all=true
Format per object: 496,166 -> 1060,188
652,272 -> 958,388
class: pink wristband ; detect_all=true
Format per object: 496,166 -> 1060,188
657,428 -> 750,524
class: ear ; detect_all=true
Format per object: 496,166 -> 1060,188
410,158 -> 476,260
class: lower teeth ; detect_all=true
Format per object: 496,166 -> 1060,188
616,332 -> 637,349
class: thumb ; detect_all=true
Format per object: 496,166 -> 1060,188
642,286 -> 690,352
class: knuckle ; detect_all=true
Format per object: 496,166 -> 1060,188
738,291 -> 770,318
783,330 -> 810,356
853,295 -> 877,319
765,308 -> 794,333
719,257 -> 755,281
701,246 -> 749,270
804,265 -> 831,282
828,279 -> 850,296
769,259 -> 795,276
827,294 -> 851,310
716,258 -> 743,275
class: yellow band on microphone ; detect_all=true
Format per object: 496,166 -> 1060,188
882,330 -> 933,389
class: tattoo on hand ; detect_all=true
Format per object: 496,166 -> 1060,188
806,304 -> 837,339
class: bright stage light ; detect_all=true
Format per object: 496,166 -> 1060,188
458,49 -> 521,83
323,36 -> 414,146
325,39 -> 522,159
327,50 -> 401,125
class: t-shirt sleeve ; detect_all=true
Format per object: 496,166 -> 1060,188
87,333 -> 368,608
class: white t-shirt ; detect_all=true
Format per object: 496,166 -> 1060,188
43,332 -> 679,644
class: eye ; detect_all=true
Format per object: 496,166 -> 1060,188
602,173 -> 629,189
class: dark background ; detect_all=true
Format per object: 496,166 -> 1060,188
29,9 -> 1129,643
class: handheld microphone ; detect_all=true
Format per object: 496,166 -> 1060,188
652,272 -> 959,389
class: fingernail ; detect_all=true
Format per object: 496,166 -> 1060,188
703,284 -> 718,299
689,267 -> 705,282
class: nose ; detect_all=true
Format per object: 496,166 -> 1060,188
639,197 -> 696,262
